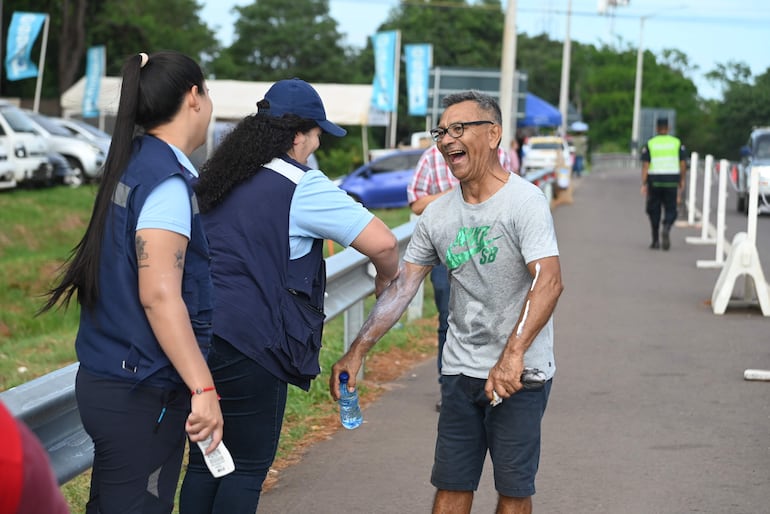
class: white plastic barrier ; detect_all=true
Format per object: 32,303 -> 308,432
686,154 -> 716,246
711,164 -> 770,316
686,152 -> 699,227
697,159 -> 729,268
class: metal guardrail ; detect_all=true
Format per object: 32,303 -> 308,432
523,167 -> 556,188
591,152 -> 640,171
0,362 -> 87,484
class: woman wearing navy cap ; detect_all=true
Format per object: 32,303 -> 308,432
179,78 -> 400,513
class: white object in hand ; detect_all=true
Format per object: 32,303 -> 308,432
197,435 -> 235,478
490,391 -> 502,407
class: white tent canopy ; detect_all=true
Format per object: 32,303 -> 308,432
61,76 -> 375,126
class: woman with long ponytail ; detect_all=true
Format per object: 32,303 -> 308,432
40,51 -> 223,513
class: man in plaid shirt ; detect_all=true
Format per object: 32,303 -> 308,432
407,144 -> 513,411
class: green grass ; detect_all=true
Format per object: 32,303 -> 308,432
0,186 -> 435,511
0,186 -> 97,389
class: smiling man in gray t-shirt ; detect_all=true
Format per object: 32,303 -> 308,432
331,90 -> 563,514
405,171 -> 558,383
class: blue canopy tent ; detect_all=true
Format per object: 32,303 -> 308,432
519,93 -> 562,127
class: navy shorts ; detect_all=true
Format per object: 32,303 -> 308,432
431,373 -> 552,498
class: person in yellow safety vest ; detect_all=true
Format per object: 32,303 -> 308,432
640,118 -> 687,250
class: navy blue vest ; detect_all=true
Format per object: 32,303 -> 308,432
203,156 -> 326,391
75,135 -> 213,387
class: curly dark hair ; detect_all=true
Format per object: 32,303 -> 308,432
195,100 -> 317,212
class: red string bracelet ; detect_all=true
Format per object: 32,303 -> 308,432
191,386 -> 219,399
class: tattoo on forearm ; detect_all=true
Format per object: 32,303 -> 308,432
175,249 -> 184,270
135,236 -> 149,268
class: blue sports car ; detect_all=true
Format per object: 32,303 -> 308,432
337,148 -> 425,209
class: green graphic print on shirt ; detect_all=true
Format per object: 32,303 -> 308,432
445,226 -> 502,269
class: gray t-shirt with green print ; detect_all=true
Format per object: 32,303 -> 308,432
404,174 -> 559,380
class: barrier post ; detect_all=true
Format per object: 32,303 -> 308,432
686,154 -> 716,245
710,164 -> 770,316
686,152 -> 699,226
697,159 -> 728,268
740,169 -> 770,382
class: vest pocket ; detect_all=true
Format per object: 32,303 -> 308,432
268,288 -> 326,381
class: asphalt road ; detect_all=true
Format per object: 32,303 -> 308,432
258,166 -> 770,514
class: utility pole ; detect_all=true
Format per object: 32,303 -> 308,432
499,0 -> 518,151
630,16 -> 646,158
558,0 -> 572,136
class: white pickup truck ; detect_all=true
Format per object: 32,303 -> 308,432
736,127 -> 770,214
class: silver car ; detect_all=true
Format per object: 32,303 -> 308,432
25,111 -> 106,182
53,118 -> 111,156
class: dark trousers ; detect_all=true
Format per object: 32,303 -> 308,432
180,335 -> 287,514
76,367 -> 190,514
572,155 -> 584,176
430,264 -> 450,382
646,186 -> 678,241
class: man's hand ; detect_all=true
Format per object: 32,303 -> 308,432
329,352 -> 365,401
484,353 -> 525,403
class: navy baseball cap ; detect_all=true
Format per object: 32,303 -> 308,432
261,78 -> 347,137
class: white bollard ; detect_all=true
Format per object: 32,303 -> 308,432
686,152 -> 699,226
697,159 -> 728,268
686,154 -> 716,245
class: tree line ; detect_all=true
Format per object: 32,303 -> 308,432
3,0 -> 768,165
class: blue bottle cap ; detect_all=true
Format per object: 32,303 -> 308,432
339,371 -> 349,383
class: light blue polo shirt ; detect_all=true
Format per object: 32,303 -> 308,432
289,169 -> 374,259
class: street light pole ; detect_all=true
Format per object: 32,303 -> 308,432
500,0 -> 518,151
630,16 -> 645,157
558,0 -> 572,136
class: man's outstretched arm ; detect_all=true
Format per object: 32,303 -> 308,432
330,261 -> 432,399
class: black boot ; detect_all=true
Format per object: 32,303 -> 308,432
661,225 -> 671,250
650,226 -> 660,249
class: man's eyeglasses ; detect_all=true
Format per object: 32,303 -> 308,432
430,120 -> 494,142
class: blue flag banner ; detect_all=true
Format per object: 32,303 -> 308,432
405,44 -> 432,117
5,12 -> 46,81
371,31 -> 398,113
83,46 -> 105,118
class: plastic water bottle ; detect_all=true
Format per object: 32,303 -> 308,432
338,371 -> 363,429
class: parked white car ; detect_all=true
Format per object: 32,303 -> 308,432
25,111 -> 106,182
0,144 -> 17,190
0,101 -> 52,186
